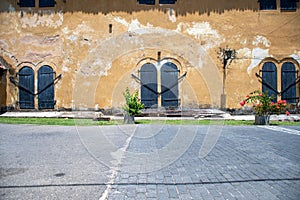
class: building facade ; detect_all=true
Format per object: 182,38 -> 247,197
0,0 -> 299,112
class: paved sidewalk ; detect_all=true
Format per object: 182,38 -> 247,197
1,111 -> 299,122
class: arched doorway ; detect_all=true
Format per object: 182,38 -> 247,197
18,66 -> 34,109
140,63 -> 158,108
161,62 -> 179,107
262,62 -> 277,101
38,65 -> 55,109
281,62 -> 297,103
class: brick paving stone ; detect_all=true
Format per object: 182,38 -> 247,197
179,193 -> 193,200
136,192 -> 147,200
167,185 -> 179,198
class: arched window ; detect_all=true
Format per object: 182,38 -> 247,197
140,63 -> 158,108
262,62 -> 277,101
18,66 -> 34,109
138,0 -> 155,5
280,0 -> 297,11
38,65 -> 55,109
281,62 -> 297,103
161,62 -> 179,107
259,0 -> 277,10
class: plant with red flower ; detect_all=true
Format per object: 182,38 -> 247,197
240,90 -> 287,116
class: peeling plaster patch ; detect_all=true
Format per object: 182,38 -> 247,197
0,40 -> 9,49
128,19 -> 154,34
20,12 -> 63,29
62,66 -> 69,72
25,52 -> 52,60
62,27 -> 70,34
290,51 -> 300,61
168,9 -> 176,23
64,23 -> 97,44
114,17 -> 129,27
241,39 -> 247,45
0,47 -> 18,64
179,22 -> 222,50
223,24 -> 233,30
68,35 -> 78,42
80,58 -> 112,76
237,47 -> 251,58
252,36 -> 270,47
41,35 -> 60,45
20,35 -> 60,46
114,18 -> 157,35
247,48 -> 269,73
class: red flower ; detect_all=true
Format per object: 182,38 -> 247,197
276,106 -> 280,109
259,94 -> 264,96
240,100 -> 246,106
286,110 -> 290,116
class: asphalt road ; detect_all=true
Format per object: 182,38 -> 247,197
0,123 -> 300,200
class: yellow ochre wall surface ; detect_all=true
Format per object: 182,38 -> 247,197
0,0 -> 299,111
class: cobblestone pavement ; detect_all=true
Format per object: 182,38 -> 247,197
0,124 -> 300,199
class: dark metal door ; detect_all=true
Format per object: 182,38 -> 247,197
38,65 -> 54,109
19,67 -> 34,109
140,63 -> 158,108
281,62 -> 297,103
161,62 -> 179,107
262,62 -> 277,102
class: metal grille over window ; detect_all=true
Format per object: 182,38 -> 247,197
39,0 -> 55,7
138,0 -> 155,5
280,0 -> 297,11
259,0 -> 277,10
19,0 -> 35,7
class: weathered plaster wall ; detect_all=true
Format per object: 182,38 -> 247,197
0,0 -> 299,110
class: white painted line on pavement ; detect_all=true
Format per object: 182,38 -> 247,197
259,126 -> 300,136
99,125 -> 137,200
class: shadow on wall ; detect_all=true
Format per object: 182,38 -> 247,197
0,68 -> 7,113
0,0 -> 260,16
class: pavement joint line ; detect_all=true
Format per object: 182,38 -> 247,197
1,177 -> 300,189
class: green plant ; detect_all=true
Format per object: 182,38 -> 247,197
240,90 -> 287,116
123,87 -> 144,116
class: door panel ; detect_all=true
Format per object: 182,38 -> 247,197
19,67 -> 34,109
140,64 -> 158,108
38,65 -> 55,109
281,62 -> 297,103
262,62 -> 277,102
161,62 -> 179,107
